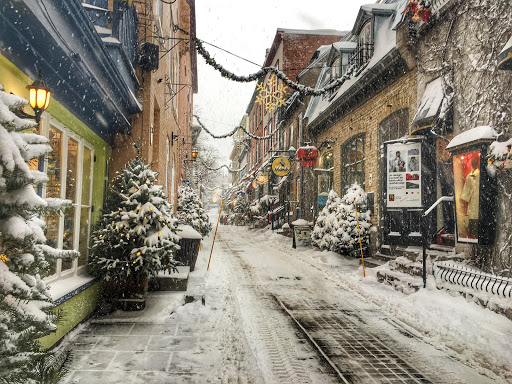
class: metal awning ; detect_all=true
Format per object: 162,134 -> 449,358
498,35 -> 512,71
411,77 -> 444,134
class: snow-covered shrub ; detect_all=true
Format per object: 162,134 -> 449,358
88,157 -> 180,282
177,185 -> 212,236
337,183 -> 371,256
312,190 -> 342,251
312,184 -> 371,256
0,83 -> 78,381
233,198 -> 250,225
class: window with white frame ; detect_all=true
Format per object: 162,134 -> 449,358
44,118 -> 94,278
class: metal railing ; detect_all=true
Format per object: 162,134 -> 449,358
434,262 -> 512,298
348,43 -> 374,70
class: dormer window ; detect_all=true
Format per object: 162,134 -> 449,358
330,56 -> 341,80
350,21 -> 374,69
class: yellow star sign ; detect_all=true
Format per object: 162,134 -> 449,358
256,75 -> 288,113
0,254 -> 10,263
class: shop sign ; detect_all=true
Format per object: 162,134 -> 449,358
293,225 -> 311,247
386,142 -> 422,208
272,157 -> 291,177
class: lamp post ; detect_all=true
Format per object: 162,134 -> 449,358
16,70 -> 52,123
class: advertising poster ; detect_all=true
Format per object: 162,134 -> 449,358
387,143 -> 422,208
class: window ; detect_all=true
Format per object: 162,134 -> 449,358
44,120 -> 94,278
379,109 -> 409,144
331,56 -> 341,80
350,21 -> 373,69
318,152 -> 334,195
341,134 -> 365,193
155,0 -> 163,29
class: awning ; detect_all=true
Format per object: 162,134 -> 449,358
411,77 -> 444,134
498,35 -> 512,71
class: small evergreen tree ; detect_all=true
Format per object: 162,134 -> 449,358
176,185 -> 212,236
312,190 -> 343,251
88,157 -> 180,285
0,83 -> 78,382
337,183 -> 371,256
233,197 -> 250,226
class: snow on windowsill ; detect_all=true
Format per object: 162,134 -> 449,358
46,274 -> 99,306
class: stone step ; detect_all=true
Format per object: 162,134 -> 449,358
377,269 -> 424,295
389,257 -> 432,277
149,266 -> 190,292
361,257 -> 388,268
373,251 -> 396,263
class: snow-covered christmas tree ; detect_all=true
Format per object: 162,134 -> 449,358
176,184 -> 212,236
337,183 -> 371,256
312,190 -> 343,251
233,197 -> 250,226
88,157 -> 180,292
0,83 -> 78,381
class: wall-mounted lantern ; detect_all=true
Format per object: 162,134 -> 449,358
191,148 -> 199,160
16,70 -> 52,123
446,126 -> 499,245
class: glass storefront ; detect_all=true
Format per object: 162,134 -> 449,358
453,151 -> 481,243
44,119 -> 94,278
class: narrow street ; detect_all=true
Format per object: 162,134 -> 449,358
64,224 -> 508,383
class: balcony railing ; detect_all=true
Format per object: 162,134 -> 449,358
348,43 -> 374,71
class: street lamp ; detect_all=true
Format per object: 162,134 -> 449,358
20,70 -> 52,123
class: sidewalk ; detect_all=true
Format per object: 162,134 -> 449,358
63,240 -> 215,383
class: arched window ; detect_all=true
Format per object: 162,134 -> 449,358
379,108 -> 409,144
341,134 -> 365,193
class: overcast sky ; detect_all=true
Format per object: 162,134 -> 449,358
194,0 -> 376,162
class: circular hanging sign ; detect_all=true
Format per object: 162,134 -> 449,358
297,146 -> 319,167
272,157 -> 292,176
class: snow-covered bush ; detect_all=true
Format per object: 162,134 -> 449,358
337,183 -> 371,256
233,197 -> 250,226
0,83 -> 78,381
312,184 -> 371,256
177,185 -> 212,236
312,190 -> 342,251
88,157 -> 180,283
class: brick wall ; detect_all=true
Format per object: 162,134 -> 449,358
317,69 -> 417,227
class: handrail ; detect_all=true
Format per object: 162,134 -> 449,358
423,195 -> 454,216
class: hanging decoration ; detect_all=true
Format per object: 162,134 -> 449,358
256,75 -> 288,113
297,145 -> 319,167
487,139 -> 512,172
401,0 -> 432,22
193,38 -> 355,97
194,115 -> 283,140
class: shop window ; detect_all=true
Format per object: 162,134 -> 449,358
453,152 -> 480,243
318,152 -> 334,195
341,134 -> 365,193
44,122 -> 94,279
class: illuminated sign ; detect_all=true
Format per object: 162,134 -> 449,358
271,157 -> 291,177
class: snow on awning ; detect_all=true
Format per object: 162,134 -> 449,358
446,126 -> 498,151
498,35 -> 512,71
411,77 -> 444,134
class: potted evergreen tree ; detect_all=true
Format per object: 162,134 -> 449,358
89,157 -> 180,311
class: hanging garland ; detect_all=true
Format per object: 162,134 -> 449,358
193,38 -> 355,96
200,162 -> 245,173
194,115 -> 283,140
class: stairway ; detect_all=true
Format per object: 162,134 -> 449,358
364,244 -> 464,294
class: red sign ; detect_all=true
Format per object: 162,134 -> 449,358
297,146 -> 319,167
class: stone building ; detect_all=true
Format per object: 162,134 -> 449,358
243,28 -> 346,220
306,1 -> 418,254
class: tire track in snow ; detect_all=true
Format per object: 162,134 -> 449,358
220,236 -> 320,384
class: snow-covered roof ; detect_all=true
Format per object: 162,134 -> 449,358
411,77 -> 444,132
332,41 -> 357,51
176,224 -> 202,240
446,126 -> 498,150
291,219 -> 309,226
306,6 -> 400,125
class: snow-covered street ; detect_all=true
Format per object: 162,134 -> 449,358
62,220 -> 512,383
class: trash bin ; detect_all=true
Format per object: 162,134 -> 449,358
175,224 -> 202,271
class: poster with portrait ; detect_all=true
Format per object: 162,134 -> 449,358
386,143 -> 422,208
